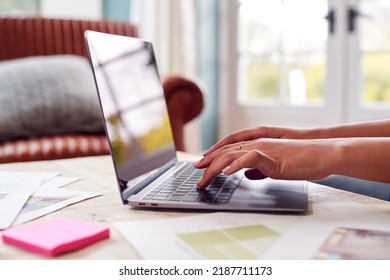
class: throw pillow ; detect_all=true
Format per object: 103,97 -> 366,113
0,55 -> 105,141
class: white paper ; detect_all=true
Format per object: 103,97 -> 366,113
114,212 -> 303,260
114,199 -> 390,260
0,172 -> 95,229
37,176 -> 80,191
13,188 -> 101,225
0,174 -> 44,229
263,199 -> 390,259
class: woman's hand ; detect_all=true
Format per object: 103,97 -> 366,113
203,126 -> 317,156
196,120 -> 390,189
196,138 -> 337,189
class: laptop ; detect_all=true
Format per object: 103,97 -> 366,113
84,30 -> 308,212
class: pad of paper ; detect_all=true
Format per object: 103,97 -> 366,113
1,218 -> 109,257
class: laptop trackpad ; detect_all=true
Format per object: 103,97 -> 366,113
231,175 -> 308,210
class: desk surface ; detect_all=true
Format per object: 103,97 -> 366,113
1,153 -> 389,260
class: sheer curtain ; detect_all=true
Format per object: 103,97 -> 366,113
131,0 -> 201,153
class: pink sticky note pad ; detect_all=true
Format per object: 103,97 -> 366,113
1,218 -> 109,257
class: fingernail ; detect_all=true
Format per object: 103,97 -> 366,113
194,158 -> 203,166
222,165 -> 231,174
203,147 -> 213,156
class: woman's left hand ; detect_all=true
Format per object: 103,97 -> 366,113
195,138 -> 336,189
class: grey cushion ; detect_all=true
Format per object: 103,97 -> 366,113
0,55 -> 104,141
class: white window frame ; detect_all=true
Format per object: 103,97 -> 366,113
219,0 -> 346,138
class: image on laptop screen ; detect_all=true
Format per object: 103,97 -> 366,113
86,32 -> 177,188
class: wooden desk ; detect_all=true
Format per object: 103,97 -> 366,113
1,153 -> 389,260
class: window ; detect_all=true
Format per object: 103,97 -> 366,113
219,0 -> 390,138
238,0 -> 328,106
359,0 -> 390,106
0,0 -> 39,15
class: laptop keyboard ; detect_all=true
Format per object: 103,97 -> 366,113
141,164 -> 237,204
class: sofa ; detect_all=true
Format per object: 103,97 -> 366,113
0,17 -> 204,163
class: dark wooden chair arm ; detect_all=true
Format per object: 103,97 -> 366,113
163,75 -> 205,151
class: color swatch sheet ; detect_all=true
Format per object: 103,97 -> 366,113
115,212 -> 301,260
177,223 -> 280,259
115,196 -> 390,260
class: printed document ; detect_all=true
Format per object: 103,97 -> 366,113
0,173 -> 53,229
115,193 -> 390,259
0,172 -> 100,229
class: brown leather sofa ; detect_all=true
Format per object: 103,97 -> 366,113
0,17 -> 204,163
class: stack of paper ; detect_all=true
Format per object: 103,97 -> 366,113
0,171 -> 100,230
114,199 -> 390,260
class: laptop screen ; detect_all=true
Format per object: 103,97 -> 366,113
85,31 -> 177,190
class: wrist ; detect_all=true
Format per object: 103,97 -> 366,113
282,127 -> 322,140
324,139 -> 349,176
308,139 -> 345,178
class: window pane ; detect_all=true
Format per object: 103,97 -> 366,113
238,0 -> 328,105
282,0 -> 328,52
0,0 -> 39,14
286,53 -> 326,105
239,0 -> 282,53
239,55 -> 280,103
360,0 -> 390,51
362,54 -> 390,105
360,0 -> 390,105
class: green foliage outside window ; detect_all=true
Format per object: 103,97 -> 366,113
245,58 -> 325,104
246,60 -> 278,100
0,0 -> 39,14
362,53 -> 390,104
289,62 -> 325,103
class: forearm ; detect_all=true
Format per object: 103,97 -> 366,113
328,137 -> 390,183
197,137 -> 390,188
283,119 -> 390,139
